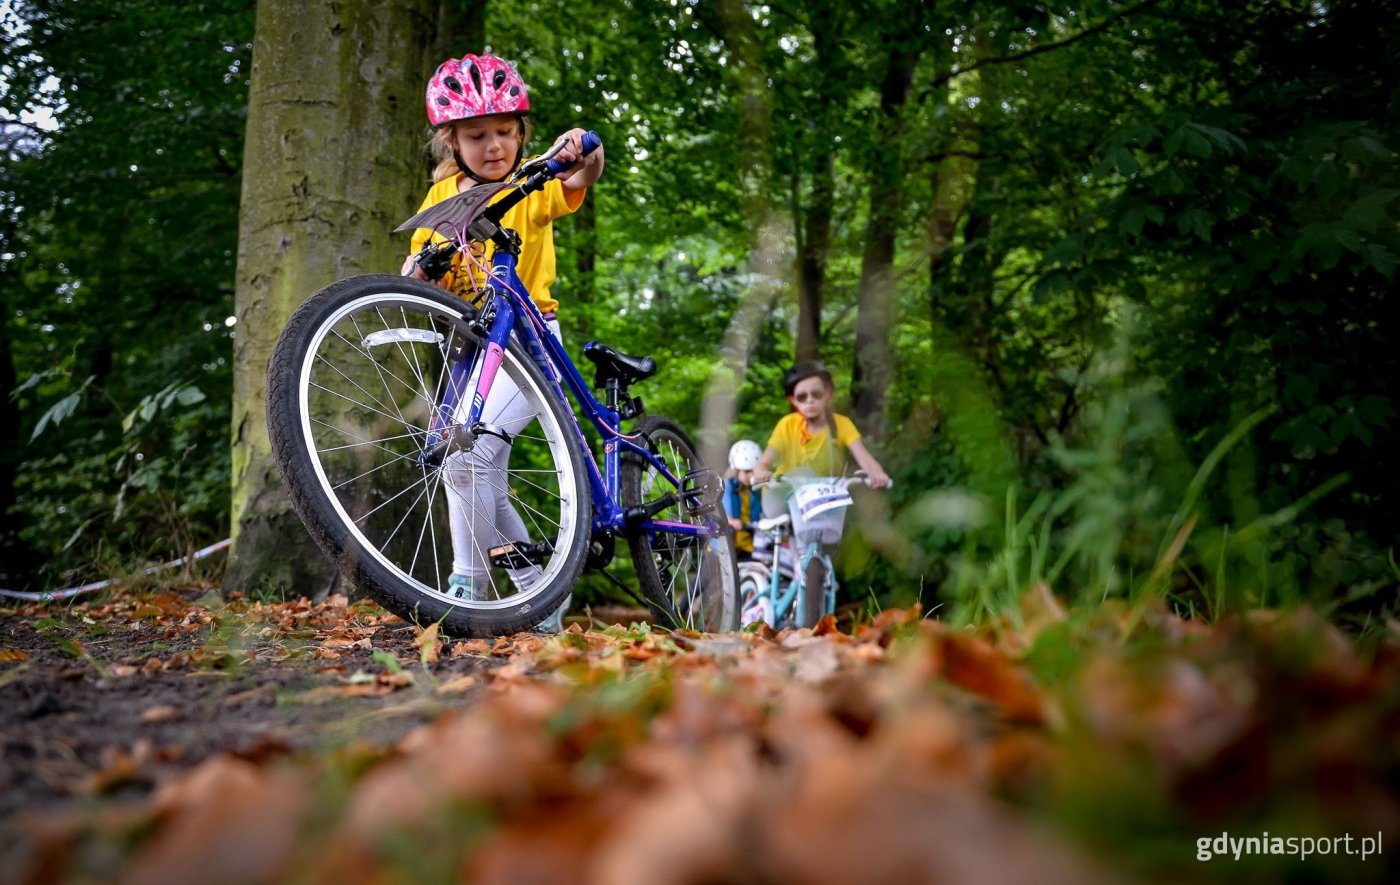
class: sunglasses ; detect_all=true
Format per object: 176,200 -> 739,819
792,390 -> 827,404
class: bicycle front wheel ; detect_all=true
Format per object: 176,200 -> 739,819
798,550 -> 829,629
266,275 -> 591,636
620,416 -> 739,632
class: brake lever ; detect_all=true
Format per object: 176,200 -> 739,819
510,140 -> 568,182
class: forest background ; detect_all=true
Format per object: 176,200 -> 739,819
1,0 -> 1396,627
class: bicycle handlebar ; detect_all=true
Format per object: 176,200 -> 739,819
545,130 -> 602,176
752,473 -> 879,491
411,131 -> 603,280
482,130 -> 603,225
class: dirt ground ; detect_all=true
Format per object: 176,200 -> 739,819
0,584 -> 572,821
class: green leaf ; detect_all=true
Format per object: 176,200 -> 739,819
1118,203 -> 1163,238
1185,122 -> 1245,155
12,372 -> 47,399
31,392 -> 82,441
1312,161 -> 1343,200
1282,373 -> 1316,407
1363,245 -> 1396,278
1176,208 -> 1212,242
1354,395 -> 1397,426
1341,188 -> 1398,231
1096,144 -> 1139,177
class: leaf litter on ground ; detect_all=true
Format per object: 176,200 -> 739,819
1,586 -> 1397,884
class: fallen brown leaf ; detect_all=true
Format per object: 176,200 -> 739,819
931,628 -> 1045,724
140,705 -> 184,724
412,622 -> 442,664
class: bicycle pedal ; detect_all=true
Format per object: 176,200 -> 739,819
680,468 -> 723,516
489,539 -> 554,569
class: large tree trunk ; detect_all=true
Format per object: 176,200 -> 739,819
795,156 -> 833,362
226,0 -> 442,594
793,10 -> 842,363
850,24 -> 919,443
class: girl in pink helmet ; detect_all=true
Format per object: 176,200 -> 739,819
401,52 -> 604,300
401,52 -> 604,632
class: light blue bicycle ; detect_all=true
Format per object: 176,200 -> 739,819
738,474 -> 868,629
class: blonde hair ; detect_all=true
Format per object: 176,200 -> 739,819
430,116 -> 534,183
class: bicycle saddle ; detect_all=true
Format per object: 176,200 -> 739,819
582,342 -> 657,387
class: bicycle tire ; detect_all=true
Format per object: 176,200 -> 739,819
620,416 -> 739,632
798,550 -> 829,629
266,274 -> 591,636
737,561 -> 771,628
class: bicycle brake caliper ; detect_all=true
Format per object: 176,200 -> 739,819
679,468 -> 723,517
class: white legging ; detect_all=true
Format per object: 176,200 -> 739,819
443,319 -> 562,599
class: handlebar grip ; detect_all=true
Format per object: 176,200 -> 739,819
545,130 -> 602,176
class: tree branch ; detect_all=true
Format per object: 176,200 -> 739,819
918,0 -> 1162,102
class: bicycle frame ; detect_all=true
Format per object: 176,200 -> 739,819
758,524 -> 832,626
423,241 -> 714,545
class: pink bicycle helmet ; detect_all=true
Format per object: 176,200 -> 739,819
426,53 -> 530,128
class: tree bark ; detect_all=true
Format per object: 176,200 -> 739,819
851,24 -> 919,443
0,284 -> 24,582
794,10 -> 842,362
226,0 -> 445,594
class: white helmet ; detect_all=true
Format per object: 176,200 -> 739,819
728,439 -> 762,471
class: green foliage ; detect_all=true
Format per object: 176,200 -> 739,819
2,0 -> 1394,620
2,0 -> 251,588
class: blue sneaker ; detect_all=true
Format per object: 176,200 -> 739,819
447,573 -> 489,601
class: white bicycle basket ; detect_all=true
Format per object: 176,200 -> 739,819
787,481 -> 853,545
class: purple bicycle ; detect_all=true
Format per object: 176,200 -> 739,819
266,133 -> 738,636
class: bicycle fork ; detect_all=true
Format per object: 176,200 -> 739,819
419,293 -> 517,470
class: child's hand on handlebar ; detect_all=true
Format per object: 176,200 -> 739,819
864,468 -> 892,490
551,129 -> 605,185
751,465 -> 772,486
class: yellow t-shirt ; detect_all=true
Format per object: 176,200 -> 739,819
767,412 -> 861,477
409,172 -> 585,314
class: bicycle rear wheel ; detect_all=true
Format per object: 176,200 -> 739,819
266,275 -> 591,636
620,416 -> 739,632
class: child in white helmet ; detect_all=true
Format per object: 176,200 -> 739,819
724,440 -> 762,558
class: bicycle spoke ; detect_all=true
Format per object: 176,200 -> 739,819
348,311 -> 421,432
319,427 -> 430,455
308,380 -> 427,436
315,338 -> 428,427
309,416 -> 423,467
